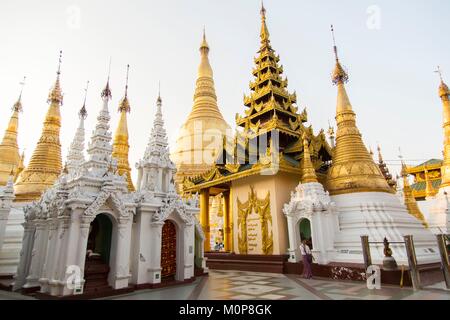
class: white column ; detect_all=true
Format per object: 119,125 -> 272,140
0,184 -> 14,249
50,217 -> 70,296
39,218 -> 58,293
60,212 -> 82,296
12,221 -> 35,290
286,215 -> 300,262
111,217 -> 132,289
182,224 -> 194,280
148,221 -> 164,284
136,167 -> 143,191
23,220 -> 48,289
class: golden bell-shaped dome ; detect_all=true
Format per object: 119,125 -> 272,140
173,30 -> 230,184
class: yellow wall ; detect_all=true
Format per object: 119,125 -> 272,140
231,171 -> 300,255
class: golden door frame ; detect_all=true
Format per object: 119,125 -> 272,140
237,186 -> 273,255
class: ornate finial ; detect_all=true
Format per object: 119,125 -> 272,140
200,27 -> 209,52
435,66 -> 444,83
47,51 -> 63,104
331,25 -> 338,61
377,144 -> 384,163
79,80 -> 89,120
57,50 -> 62,75
101,58 -> 112,99
157,81 -> 162,104
118,64 -> 131,113
260,1 -> 270,46
398,147 -> 408,177
13,76 -> 26,112
327,120 -> 335,136
436,66 -> 449,99
330,25 -> 349,85
124,64 -> 129,98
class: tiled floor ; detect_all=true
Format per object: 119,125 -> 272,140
1,270 -> 449,300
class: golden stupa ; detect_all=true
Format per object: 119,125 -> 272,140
112,64 -> 135,191
400,160 -> 428,227
437,68 -> 450,189
301,134 -> 319,184
173,30 -> 230,186
326,27 -> 392,195
0,78 -> 25,185
14,52 -> 64,202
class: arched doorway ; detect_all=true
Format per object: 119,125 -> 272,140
84,214 -> 113,292
161,220 -> 177,280
299,218 -> 313,250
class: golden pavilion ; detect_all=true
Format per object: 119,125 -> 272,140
182,5 -> 333,253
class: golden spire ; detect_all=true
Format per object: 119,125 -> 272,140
435,66 -> 450,188
400,156 -> 428,227
173,29 -> 230,184
112,64 -> 135,191
301,134 -> 318,183
260,1 -> 270,48
14,151 -> 25,182
189,28 -> 225,120
326,26 -> 392,195
14,51 -> 63,202
47,51 -> 63,105
0,76 -> 25,185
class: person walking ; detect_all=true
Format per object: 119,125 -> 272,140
300,239 -> 313,279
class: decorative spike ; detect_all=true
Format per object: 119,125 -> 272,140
13,76 -> 26,112
79,80 -> 89,120
47,50 -> 63,104
301,134 -> 318,183
330,25 -> 348,85
101,58 -> 112,99
331,24 -> 338,61
118,65 -> 131,113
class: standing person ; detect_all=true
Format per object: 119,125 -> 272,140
300,239 -> 313,279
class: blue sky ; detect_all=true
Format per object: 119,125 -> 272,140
0,0 -> 448,180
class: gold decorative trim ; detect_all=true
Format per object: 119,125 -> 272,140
237,186 -> 273,255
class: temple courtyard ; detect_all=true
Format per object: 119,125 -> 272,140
1,270 -> 449,300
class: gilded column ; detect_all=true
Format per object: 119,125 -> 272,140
200,189 -> 210,252
438,70 -> 450,188
223,191 -> 231,251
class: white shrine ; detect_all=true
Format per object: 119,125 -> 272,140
13,81 -> 204,297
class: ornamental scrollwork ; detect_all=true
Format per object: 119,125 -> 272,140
237,186 -> 273,255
